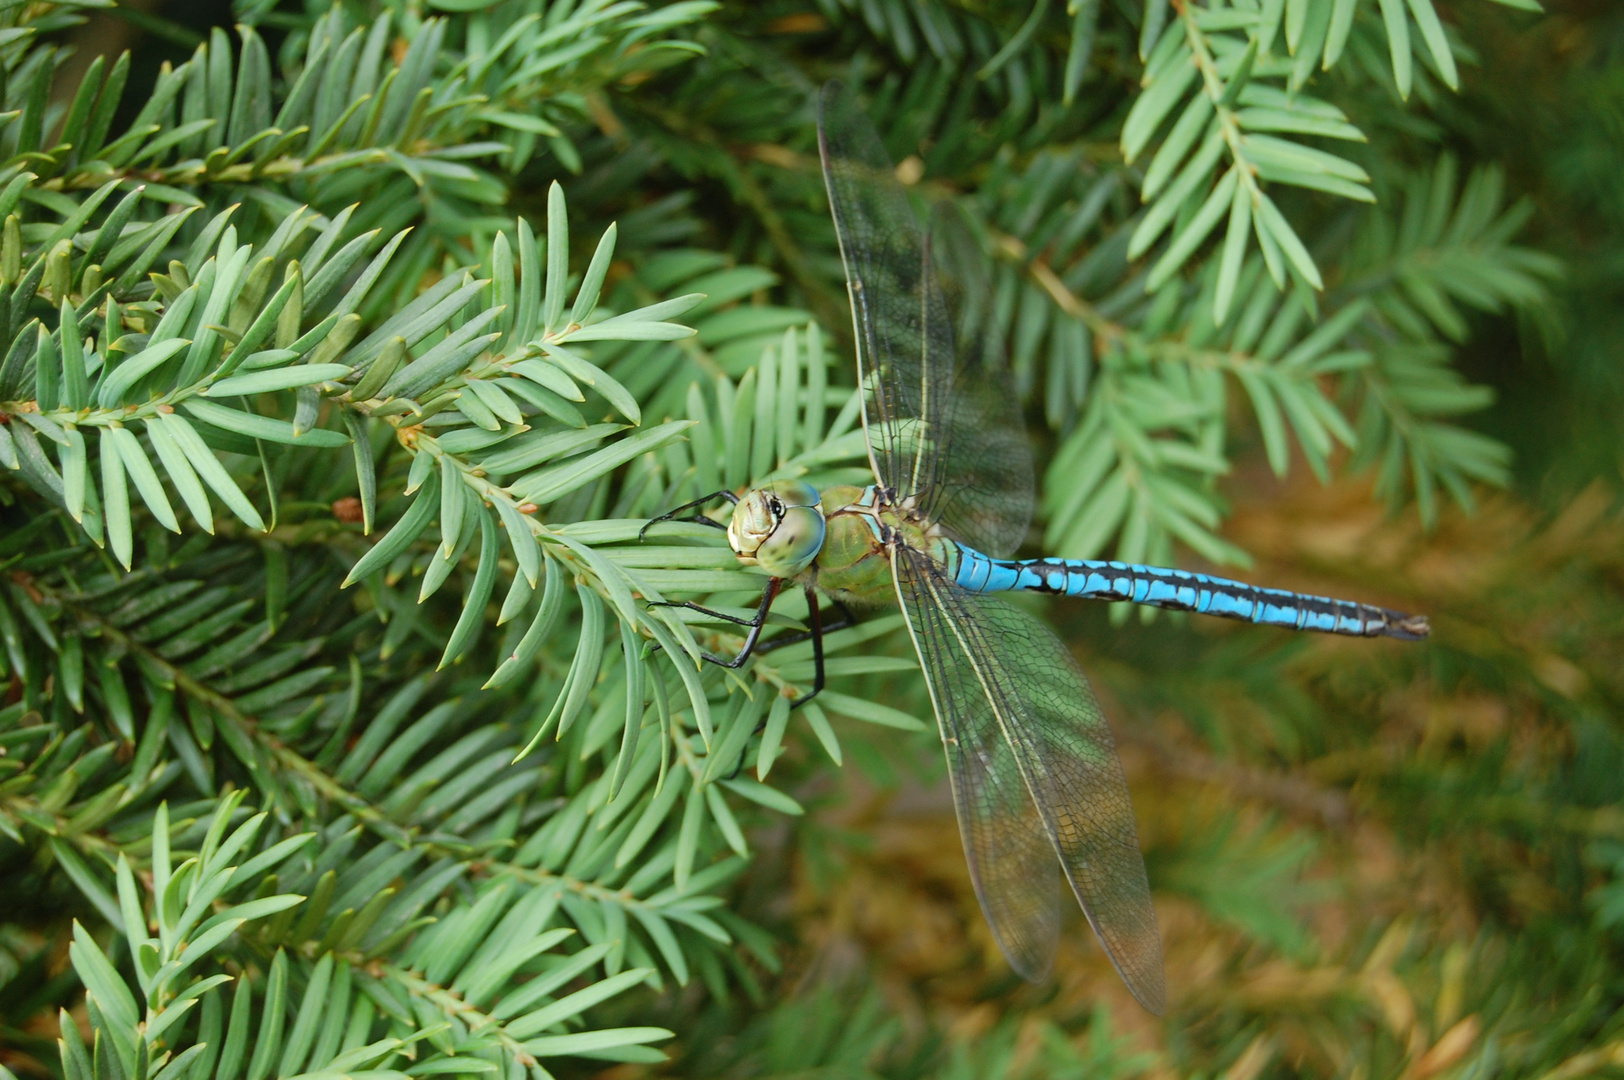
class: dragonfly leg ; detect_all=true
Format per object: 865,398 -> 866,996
654,580 -> 838,779
657,587 -> 851,680
788,585 -> 827,709
753,597 -> 856,655
658,595 -> 855,652
658,578 -> 784,669
638,490 -> 739,540
646,599 -> 760,627
724,585 -> 833,781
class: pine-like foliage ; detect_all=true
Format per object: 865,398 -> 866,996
0,0 -> 1612,1079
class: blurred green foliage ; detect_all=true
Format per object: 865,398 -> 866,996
0,1 -> 1618,1079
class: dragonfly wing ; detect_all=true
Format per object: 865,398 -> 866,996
924,201 -> 1036,559
899,551 -> 1064,978
892,547 -> 1167,1013
817,82 -> 1034,557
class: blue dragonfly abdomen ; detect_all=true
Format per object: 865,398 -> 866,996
952,545 -> 1429,640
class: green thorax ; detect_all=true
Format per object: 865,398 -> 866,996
808,484 -> 956,603
724,480 -> 956,601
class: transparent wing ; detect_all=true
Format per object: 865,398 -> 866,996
892,547 -> 1166,1013
817,81 -> 1034,557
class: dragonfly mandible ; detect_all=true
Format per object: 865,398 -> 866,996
643,81 -> 1429,1015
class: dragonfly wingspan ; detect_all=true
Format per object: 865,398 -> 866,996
817,82 -> 1034,558
892,548 -> 1167,1013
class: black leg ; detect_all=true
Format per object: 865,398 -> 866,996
655,582 -> 850,781
647,599 -> 760,627
653,582 -> 842,668
678,578 -> 784,669
639,490 -> 739,540
644,579 -> 779,666
657,595 -> 856,651
725,585 -> 834,781
753,597 -> 857,655
790,584 -> 826,708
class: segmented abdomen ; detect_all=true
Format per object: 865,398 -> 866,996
951,546 -> 1428,640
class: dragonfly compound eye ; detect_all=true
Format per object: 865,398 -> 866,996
755,505 -> 826,577
726,482 -> 826,576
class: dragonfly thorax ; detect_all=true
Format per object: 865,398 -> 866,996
726,479 -> 827,577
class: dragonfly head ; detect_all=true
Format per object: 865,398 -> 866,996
727,479 -> 826,577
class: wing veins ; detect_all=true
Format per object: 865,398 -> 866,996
910,234 -> 934,500
816,83 -> 1034,554
891,550 -> 1059,980
902,552 -> 1167,1013
846,277 -> 892,491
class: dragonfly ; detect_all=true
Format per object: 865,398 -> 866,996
644,81 -> 1428,1015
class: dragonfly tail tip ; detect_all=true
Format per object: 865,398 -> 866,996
1384,611 -> 1431,641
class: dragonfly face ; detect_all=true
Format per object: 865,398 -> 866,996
726,479 -> 826,578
